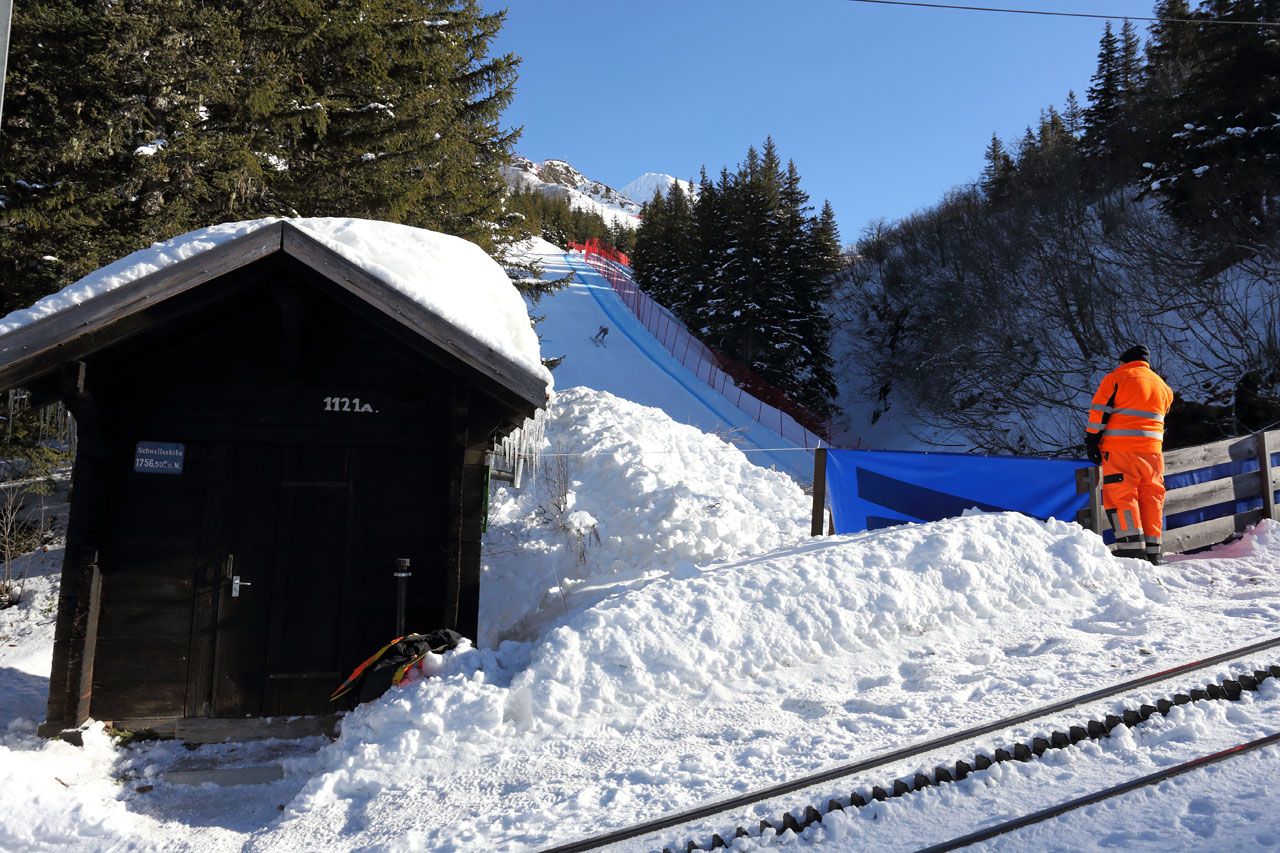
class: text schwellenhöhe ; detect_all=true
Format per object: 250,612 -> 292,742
134,441 -> 185,475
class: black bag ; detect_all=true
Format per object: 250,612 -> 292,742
330,629 -> 465,704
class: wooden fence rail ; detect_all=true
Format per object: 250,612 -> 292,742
1076,428 -> 1279,555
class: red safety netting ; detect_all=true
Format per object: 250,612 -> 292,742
575,250 -> 830,450
568,238 -> 630,267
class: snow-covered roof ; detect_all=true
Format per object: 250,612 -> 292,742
0,217 -> 552,402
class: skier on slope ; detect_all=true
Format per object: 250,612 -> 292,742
1083,344 -> 1174,565
592,324 -> 609,345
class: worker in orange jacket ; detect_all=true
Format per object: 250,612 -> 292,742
1084,344 -> 1174,564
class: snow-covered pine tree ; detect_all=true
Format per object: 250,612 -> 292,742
1143,0 -> 1280,242
791,197 -> 841,419
0,0 -> 528,316
234,0 -> 522,254
687,168 -> 729,337
0,1 -> 250,313
712,140 -> 784,375
631,187 -> 670,299
660,181 -> 696,317
772,160 -> 813,393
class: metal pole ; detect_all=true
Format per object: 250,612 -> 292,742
0,0 -> 13,132
393,558 -> 411,637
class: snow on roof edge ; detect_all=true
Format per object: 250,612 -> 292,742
0,217 -> 552,394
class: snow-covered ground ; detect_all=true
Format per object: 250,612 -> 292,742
2,230 -> 1280,850
3,383 -> 1280,850
521,239 -> 815,482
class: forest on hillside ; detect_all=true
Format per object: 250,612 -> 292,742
630,139 -> 844,419
504,187 -> 636,256
833,0 -> 1280,454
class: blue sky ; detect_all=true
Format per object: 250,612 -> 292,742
482,0 -> 1157,244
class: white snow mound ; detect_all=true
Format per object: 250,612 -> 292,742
479,387 -> 811,646
0,217 -> 552,389
260,478 -> 1193,849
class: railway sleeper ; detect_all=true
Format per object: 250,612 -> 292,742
672,665 -> 1275,852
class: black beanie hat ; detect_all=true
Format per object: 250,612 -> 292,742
1120,344 -> 1150,362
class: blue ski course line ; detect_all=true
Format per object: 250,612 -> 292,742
562,254 -> 812,482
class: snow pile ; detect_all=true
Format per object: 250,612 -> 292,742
3,381 -> 1280,849
0,217 -> 552,390
479,387 -> 809,646
494,511 -> 1143,730
0,722 -> 142,851
255,480 -> 1280,849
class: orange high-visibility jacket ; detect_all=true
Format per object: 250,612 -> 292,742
1086,360 -> 1174,452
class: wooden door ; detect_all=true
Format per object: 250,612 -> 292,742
211,445 -> 354,717
91,438 -> 215,722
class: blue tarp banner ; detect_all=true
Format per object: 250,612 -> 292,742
825,449 -> 1093,534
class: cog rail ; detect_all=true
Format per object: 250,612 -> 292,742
918,730 -> 1280,852
539,634 -> 1280,853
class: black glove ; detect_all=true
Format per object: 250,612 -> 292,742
1084,432 -> 1102,465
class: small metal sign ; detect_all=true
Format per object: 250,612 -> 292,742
134,441 -> 185,475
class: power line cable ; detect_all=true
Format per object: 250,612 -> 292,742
841,0 -> 1280,28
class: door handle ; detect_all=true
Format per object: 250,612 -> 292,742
231,575 -> 251,598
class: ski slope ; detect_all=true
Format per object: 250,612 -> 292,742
520,239 -> 814,483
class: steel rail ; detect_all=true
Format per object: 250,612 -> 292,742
917,731 -> 1280,852
540,633 -> 1280,853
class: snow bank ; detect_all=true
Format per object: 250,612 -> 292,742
261,477 -> 1257,849
497,511 -> 1139,730
0,722 -> 142,851
6,373 -> 1280,850
479,387 -> 810,646
0,217 -> 552,389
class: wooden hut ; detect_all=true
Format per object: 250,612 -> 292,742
0,221 -> 547,739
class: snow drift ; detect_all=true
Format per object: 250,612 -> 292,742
480,387 -> 810,647
245,386 -> 1280,851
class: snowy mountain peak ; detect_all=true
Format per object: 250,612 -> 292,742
503,156 -> 642,229
622,172 -> 697,204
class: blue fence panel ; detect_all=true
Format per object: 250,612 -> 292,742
826,449 -> 1093,535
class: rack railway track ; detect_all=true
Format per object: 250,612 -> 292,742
541,634 -> 1280,853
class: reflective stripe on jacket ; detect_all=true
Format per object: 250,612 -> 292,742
1085,360 -> 1174,452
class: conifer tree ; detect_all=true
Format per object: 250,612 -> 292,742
773,160 -> 813,386
688,168 -> 728,335
797,200 -> 842,417
981,133 -> 1016,203
1144,0 -> 1198,100
631,187 -> 669,298
0,0 -> 528,316
661,182 -> 696,317
1062,90 -> 1085,137
1082,22 -> 1123,170
1144,0 -> 1280,240
0,1 -> 249,312
231,0 -> 522,253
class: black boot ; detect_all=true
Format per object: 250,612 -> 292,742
1146,551 -> 1162,566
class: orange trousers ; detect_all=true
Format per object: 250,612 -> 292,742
1101,450 -> 1165,558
